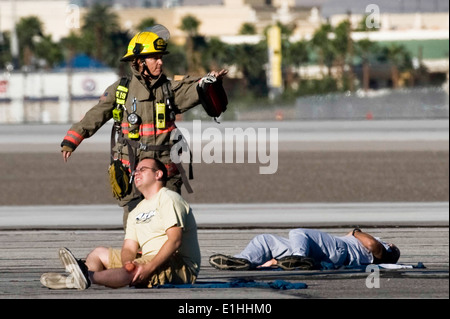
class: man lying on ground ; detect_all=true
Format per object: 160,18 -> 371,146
209,228 -> 400,270
41,158 -> 201,290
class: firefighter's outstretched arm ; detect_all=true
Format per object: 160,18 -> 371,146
209,69 -> 228,79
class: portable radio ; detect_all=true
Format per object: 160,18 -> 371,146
156,102 -> 166,129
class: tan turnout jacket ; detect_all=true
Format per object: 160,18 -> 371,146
61,67 -> 201,202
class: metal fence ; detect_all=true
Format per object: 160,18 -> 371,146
295,87 -> 449,120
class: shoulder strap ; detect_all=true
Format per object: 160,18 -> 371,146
161,80 -> 173,98
162,80 -> 180,114
115,77 -> 131,106
163,80 -> 194,192
111,77 -> 131,162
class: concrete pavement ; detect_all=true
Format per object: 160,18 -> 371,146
0,225 -> 448,301
0,202 -> 448,301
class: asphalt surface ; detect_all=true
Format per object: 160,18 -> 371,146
1,226 -> 448,302
0,120 -> 448,304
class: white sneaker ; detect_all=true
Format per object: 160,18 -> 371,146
57,247 -> 90,290
40,273 -> 78,289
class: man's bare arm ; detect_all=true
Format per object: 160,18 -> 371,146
131,226 -> 182,284
352,229 -> 385,260
121,239 -> 140,267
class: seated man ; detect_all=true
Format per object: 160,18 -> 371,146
209,228 -> 400,271
41,158 -> 201,290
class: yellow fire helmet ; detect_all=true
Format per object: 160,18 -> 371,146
121,27 -> 170,61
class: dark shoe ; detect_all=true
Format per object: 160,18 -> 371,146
58,247 -> 91,290
209,254 -> 251,270
277,256 -> 315,270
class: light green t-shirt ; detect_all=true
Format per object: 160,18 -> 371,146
125,187 -> 201,272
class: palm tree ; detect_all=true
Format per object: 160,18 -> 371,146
0,32 -> 12,69
180,15 -> 202,74
15,16 -> 63,69
355,39 -> 378,91
231,41 -> 268,97
202,37 -> 231,71
15,16 -> 44,67
283,40 -> 309,90
60,31 -> 83,63
333,20 -> 354,91
384,44 -> 413,89
81,4 -> 120,63
137,18 -> 157,31
33,35 -> 63,68
311,23 -> 335,77
180,15 -> 201,37
239,23 -> 257,35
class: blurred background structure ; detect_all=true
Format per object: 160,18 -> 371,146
0,0 -> 448,123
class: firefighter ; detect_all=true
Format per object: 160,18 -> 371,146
60,26 -> 228,227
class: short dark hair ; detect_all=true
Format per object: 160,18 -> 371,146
139,157 -> 168,185
374,244 -> 401,264
383,244 -> 401,264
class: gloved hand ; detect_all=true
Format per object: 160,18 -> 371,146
198,74 -> 217,89
199,69 -> 228,89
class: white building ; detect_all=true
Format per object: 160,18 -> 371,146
0,69 -> 118,123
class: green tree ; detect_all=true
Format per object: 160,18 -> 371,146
231,41 -> 268,97
355,39 -> 379,91
333,20 -> 354,91
201,37 -> 231,71
355,14 -> 381,32
163,44 -> 188,77
15,16 -> 43,67
239,23 -> 257,35
383,44 -> 413,88
284,40 -> 309,69
283,40 -> 309,90
34,35 -> 63,68
0,32 -> 12,69
311,23 -> 335,77
59,31 -> 84,64
81,3 -> 121,65
15,16 -> 63,68
180,15 -> 201,37
180,15 -> 202,74
137,18 -> 157,31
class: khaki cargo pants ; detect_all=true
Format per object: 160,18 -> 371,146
108,248 -> 197,288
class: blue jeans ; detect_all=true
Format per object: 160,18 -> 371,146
234,229 -> 349,268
